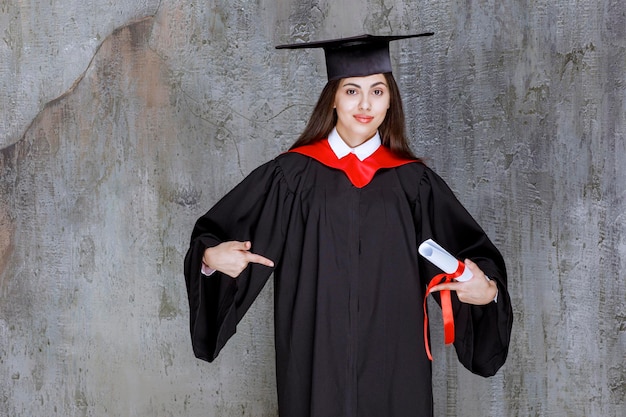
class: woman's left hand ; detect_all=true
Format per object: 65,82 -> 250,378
428,259 -> 498,305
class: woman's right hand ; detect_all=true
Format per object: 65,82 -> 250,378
202,241 -> 275,278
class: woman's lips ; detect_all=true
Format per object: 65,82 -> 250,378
354,115 -> 374,123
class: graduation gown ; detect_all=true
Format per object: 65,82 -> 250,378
184,141 -> 513,417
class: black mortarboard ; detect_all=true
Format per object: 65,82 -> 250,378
275,33 -> 434,81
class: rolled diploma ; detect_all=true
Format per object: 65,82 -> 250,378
418,239 -> 473,282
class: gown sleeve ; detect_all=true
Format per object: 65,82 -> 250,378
184,159 -> 294,362
417,167 -> 513,377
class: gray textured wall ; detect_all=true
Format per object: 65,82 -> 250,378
1,1 -> 624,416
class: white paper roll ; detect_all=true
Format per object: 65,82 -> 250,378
418,239 -> 473,282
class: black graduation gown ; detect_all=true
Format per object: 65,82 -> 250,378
184,145 -> 513,417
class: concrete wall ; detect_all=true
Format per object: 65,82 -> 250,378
1,1 -> 624,416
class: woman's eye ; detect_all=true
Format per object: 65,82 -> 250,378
373,89 -> 384,96
346,89 -> 357,95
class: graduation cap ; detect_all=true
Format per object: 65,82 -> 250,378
275,33 -> 434,81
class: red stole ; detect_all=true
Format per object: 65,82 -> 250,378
289,139 -> 416,188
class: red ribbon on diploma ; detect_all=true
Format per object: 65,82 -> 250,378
423,260 -> 466,360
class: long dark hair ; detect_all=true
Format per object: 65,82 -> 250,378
289,73 -> 418,160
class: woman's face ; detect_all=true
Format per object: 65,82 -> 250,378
333,73 -> 390,147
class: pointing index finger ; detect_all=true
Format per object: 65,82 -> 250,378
245,252 -> 275,268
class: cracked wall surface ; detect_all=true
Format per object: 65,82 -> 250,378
0,0 -> 162,149
1,1 -> 625,416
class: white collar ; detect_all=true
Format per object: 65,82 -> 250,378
327,128 -> 381,161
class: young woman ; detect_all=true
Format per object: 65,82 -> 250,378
184,34 -> 513,417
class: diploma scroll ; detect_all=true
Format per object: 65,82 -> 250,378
418,239 -> 473,282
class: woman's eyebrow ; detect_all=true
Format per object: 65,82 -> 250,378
342,81 -> 388,88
